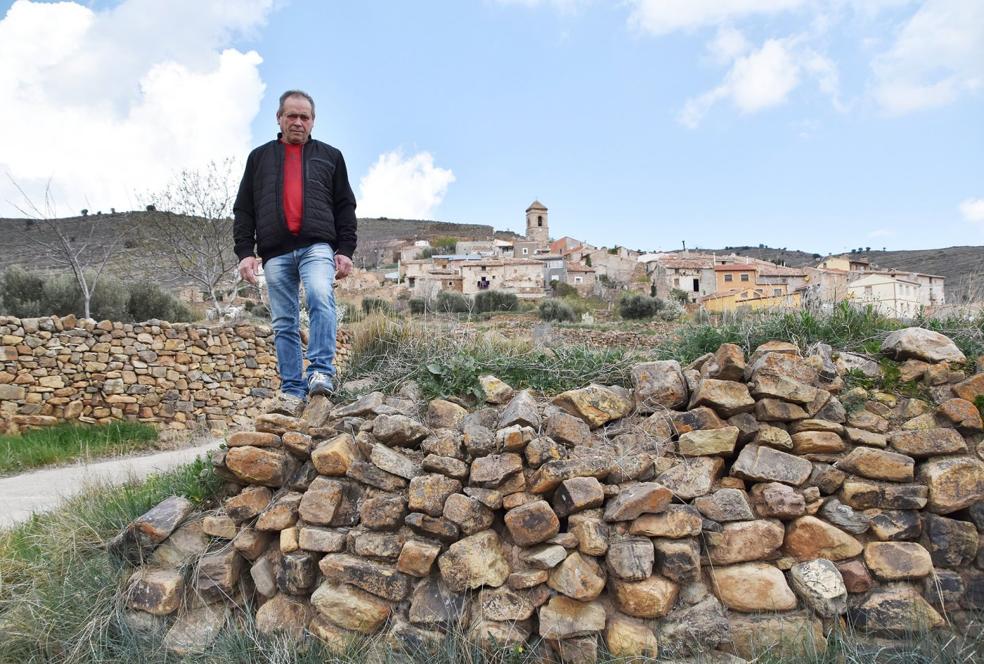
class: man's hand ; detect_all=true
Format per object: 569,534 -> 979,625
238,256 -> 261,285
335,254 -> 353,280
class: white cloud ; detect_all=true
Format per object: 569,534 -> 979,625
706,26 -> 751,64
872,0 -> 984,113
358,151 -> 456,219
679,38 -> 801,127
680,35 -> 847,127
0,0 -> 271,216
628,0 -> 806,36
960,198 -> 984,225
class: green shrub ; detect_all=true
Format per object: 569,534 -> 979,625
619,294 -> 664,319
126,281 -> 193,322
670,288 -> 691,304
361,297 -> 392,315
474,290 -> 518,313
408,297 -> 426,314
0,266 -> 45,317
433,291 -> 472,313
539,299 -> 576,322
551,281 -> 578,298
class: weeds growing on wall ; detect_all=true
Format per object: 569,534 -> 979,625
339,314 -> 638,400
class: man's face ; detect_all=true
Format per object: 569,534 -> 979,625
277,96 -> 314,144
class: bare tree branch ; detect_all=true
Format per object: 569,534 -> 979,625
140,159 -> 240,315
6,176 -> 129,319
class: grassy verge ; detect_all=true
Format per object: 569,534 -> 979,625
0,458 -> 221,663
0,421 -> 159,476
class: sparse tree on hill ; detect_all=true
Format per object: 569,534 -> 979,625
141,158 -> 239,316
7,178 -> 129,320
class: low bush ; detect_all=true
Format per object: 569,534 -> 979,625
432,291 -> 472,314
474,290 -> 518,313
408,297 -> 426,314
126,281 -> 193,322
361,297 -> 392,315
550,281 -> 578,298
619,294 -> 664,319
538,299 -> 576,322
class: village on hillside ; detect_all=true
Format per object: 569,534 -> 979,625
339,200 -> 948,319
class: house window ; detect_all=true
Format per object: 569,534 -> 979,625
740,273 -> 749,282
537,215 -> 543,226
574,276 -> 583,284
773,288 -> 781,296
522,248 -> 529,255
408,277 -> 416,288
724,274 -> 733,282
692,278 -> 699,292
673,277 -> 679,287
550,275 -> 559,282
448,281 -> 453,286
481,266 -> 486,271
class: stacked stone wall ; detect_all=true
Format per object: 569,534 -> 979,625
112,328 -> 984,659
0,315 -> 352,435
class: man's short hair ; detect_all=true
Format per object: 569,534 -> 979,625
277,89 -> 316,118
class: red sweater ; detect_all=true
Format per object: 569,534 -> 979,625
283,142 -> 303,234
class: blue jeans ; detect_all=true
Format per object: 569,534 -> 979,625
263,243 -> 337,399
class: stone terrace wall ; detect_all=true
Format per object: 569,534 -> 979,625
112,328 -> 984,660
0,315 -> 352,435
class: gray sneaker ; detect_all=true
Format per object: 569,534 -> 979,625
307,371 -> 333,397
263,392 -> 305,417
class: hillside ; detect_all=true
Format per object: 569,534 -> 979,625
689,245 -> 984,304
0,212 -> 517,289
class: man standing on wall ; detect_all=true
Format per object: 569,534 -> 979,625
234,89 -> 357,415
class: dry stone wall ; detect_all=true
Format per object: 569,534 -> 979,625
112,327 -> 984,660
0,315 -> 352,435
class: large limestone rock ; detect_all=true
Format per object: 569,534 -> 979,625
726,612 -> 826,660
880,327 -> 966,363
835,447 -> 915,482
611,575 -> 679,618
310,582 -> 391,634
789,558 -> 847,617
677,426 -> 740,456
603,482 -> 672,521
498,389 -> 541,428
918,457 -> 984,513
656,456 -> 725,500
548,551 -> 606,600
437,530 -> 510,592
551,383 -> 633,428
863,542 -> 933,580
889,429 -> 967,458
109,496 -> 196,565
538,595 -> 606,639
689,379 -> 755,417
605,614 -> 659,658
783,516 -> 863,561
504,500 -> 560,545
731,445 -> 812,486
711,562 -> 797,613
632,361 -> 688,411
225,446 -> 291,487
706,519 -> 784,564
849,584 -> 944,631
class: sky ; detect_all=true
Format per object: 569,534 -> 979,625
0,0 -> 982,255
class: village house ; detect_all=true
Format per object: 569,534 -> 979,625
458,258 -> 545,297
848,272 -> 922,318
564,262 -> 596,296
643,253 -> 721,302
583,247 -> 642,285
399,240 -> 431,263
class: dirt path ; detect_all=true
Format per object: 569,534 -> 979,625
0,438 -> 221,529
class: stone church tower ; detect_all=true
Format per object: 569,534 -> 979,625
525,200 -> 549,246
